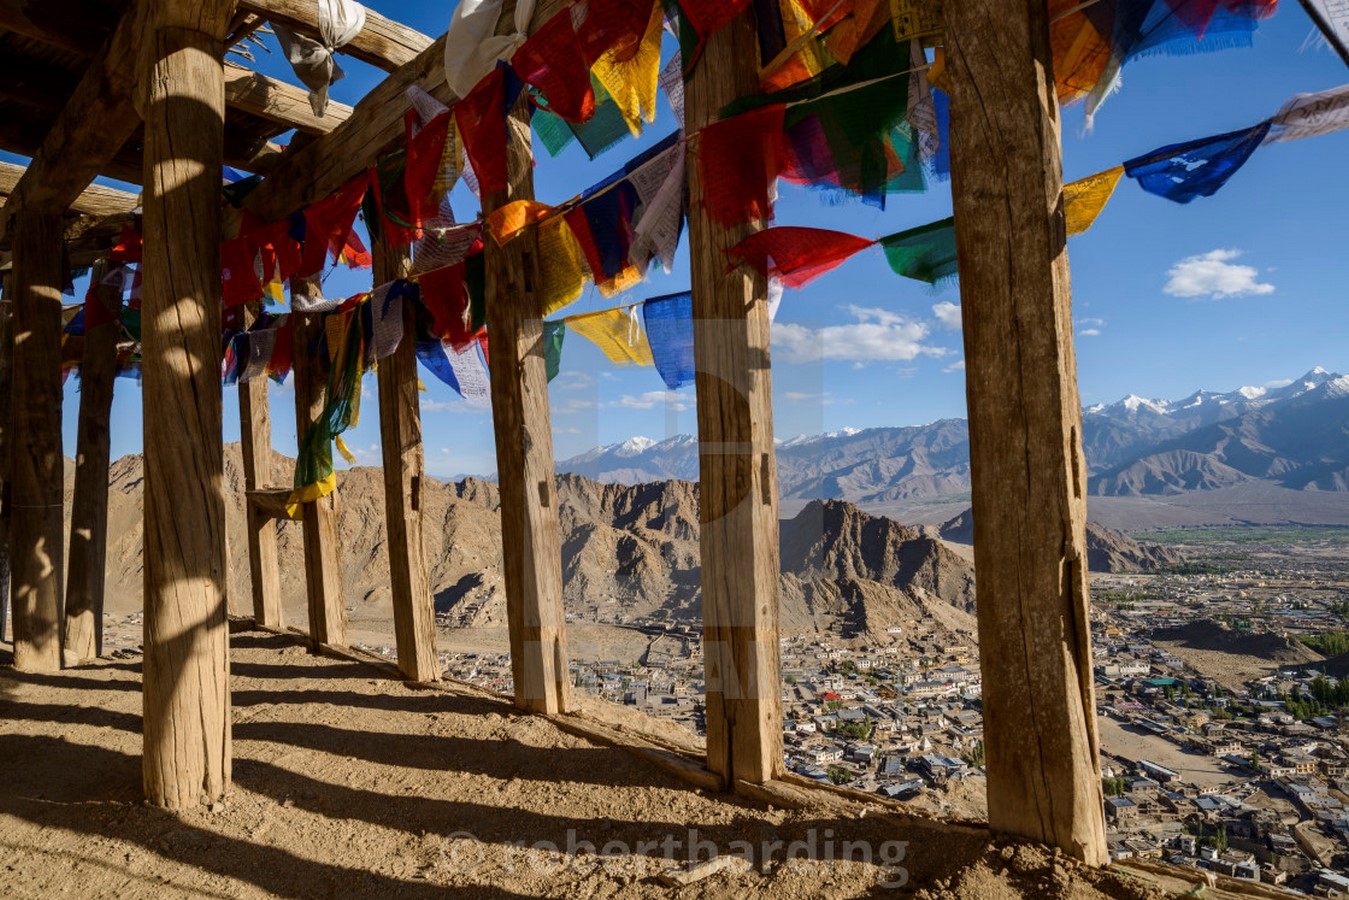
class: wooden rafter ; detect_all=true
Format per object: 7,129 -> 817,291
0,160 -> 137,218
0,0 -> 108,55
240,0 -> 567,224
237,0 -> 434,71
224,61 -> 354,134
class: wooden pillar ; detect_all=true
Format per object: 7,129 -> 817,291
238,303 -> 283,628
8,210 -> 65,672
943,0 -> 1107,865
685,11 -> 784,785
140,25 -> 231,809
63,260 -> 123,661
290,280 -> 346,649
481,91 -> 571,715
373,239 -> 438,681
0,274 -> 13,645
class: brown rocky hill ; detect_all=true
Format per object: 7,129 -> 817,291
1151,620 -> 1323,665
937,507 -> 1180,573
83,446 -> 978,640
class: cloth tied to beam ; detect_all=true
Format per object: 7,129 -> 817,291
727,226 -> 875,287
444,0 -> 538,98
273,0 -> 367,117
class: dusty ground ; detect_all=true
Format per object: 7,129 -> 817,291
0,627 -> 1171,899
1096,718 -> 1236,790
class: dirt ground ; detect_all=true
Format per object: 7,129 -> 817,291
0,627 -> 1171,899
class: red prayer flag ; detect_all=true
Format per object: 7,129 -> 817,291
726,226 -> 875,287
405,109 -> 453,229
512,11 -> 596,122
221,237 -> 263,307
418,262 -> 476,350
696,103 -> 787,227
576,0 -> 653,66
301,172 -> 370,277
455,66 -> 510,197
679,0 -> 754,46
110,223 -> 142,264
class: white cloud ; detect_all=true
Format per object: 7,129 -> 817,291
606,391 -> 694,411
932,301 -> 962,330
1264,378 -> 1294,388
943,360 -> 965,373
1078,328 -> 1101,337
423,398 -> 491,414
772,306 -> 948,364
553,398 -> 597,415
551,371 -> 595,391
1163,249 -> 1275,299
1078,317 -> 1105,327
784,391 -> 832,402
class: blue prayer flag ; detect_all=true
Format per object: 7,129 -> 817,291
1123,120 -> 1271,204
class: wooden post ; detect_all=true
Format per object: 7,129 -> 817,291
63,260 -> 123,661
684,10 -> 785,785
8,210 -> 65,672
0,274 -> 13,645
943,0 -> 1108,865
140,24 -> 231,809
373,238 -> 438,681
481,91 -> 571,714
237,303 -> 283,628
290,280 -> 346,649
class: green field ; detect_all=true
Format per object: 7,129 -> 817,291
1136,525 -> 1349,547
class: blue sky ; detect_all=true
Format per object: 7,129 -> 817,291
41,2 -> 1349,478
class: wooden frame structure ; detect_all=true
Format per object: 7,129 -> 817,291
0,0 -> 1109,864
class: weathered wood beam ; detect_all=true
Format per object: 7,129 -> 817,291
482,91 -> 571,715
0,115 -> 145,187
290,279 -> 347,650
8,209 -> 65,671
685,9 -> 785,786
237,0 -> 433,70
224,61 -> 353,134
63,260 -> 122,662
943,0 -> 1108,865
237,304 -> 284,628
373,238 -> 439,682
139,11 -> 235,809
0,274 -> 13,643
239,0 -> 568,224
0,162 -> 138,218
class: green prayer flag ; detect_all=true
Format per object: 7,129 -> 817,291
879,217 -> 958,284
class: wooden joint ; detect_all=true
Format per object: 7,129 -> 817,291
247,486 -> 299,520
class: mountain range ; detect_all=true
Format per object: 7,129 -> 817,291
557,368 -> 1349,528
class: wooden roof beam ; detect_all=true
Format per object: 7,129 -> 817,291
0,160 -> 138,217
236,0 -> 433,71
224,61 -> 353,134
241,0 -> 568,224
0,0 -> 110,55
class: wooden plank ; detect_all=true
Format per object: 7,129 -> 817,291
62,261 -> 122,662
7,210 -> 64,672
290,281 -> 347,649
223,61 -> 353,134
943,0 -> 1107,866
139,23 -> 233,811
684,9 -> 784,786
0,162 -> 138,218
0,0 -> 112,55
237,303 -> 284,628
239,0 -> 569,223
237,0 -> 433,71
0,114 -> 146,188
482,91 -> 570,715
373,238 -> 438,682
0,275 -> 13,644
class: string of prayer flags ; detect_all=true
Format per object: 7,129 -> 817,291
727,226 -> 875,287
513,9 -> 596,122
534,77 -> 635,159
879,217 -> 958,284
565,306 -> 656,366
1265,83 -> 1349,143
290,306 -> 366,511
592,1 -> 665,136
641,291 -> 695,390
1064,166 -> 1125,236
627,141 -> 686,274
1123,120 -> 1271,203
695,102 -> 787,227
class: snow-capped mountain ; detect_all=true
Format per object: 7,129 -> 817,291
556,369 -> 1349,505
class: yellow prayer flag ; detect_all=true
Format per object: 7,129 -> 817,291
596,264 -> 646,299
325,311 -> 348,365
486,199 -> 553,245
890,0 -> 943,45
592,2 -> 664,137
537,217 -> 589,316
1064,166 -> 1124,237
434,117 -> 462,198
565,307 -> 655,367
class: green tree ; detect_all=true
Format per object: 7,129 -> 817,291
827,766 -> 853,785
